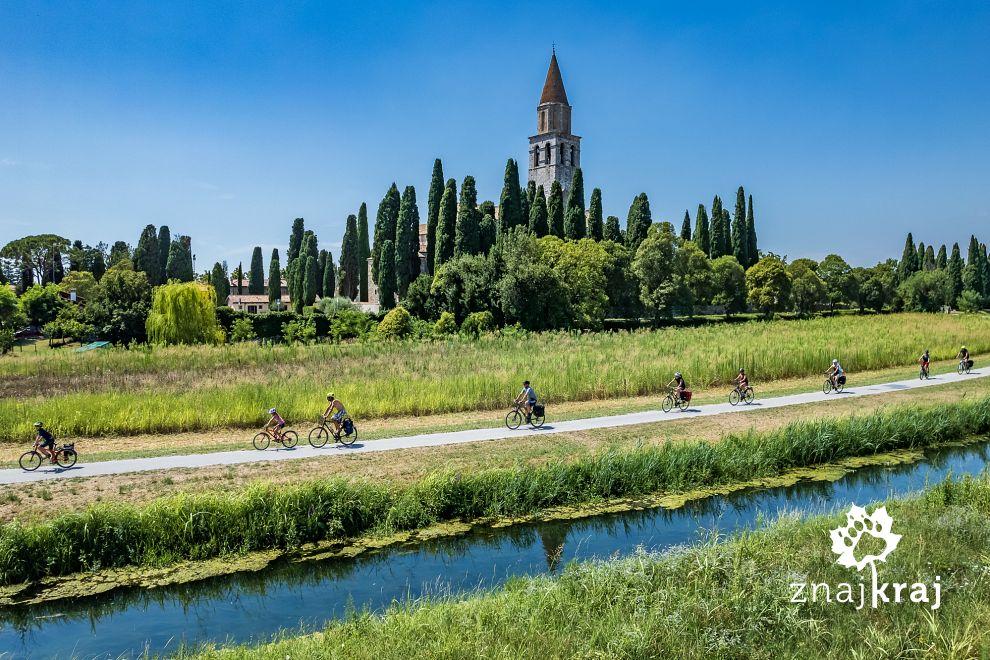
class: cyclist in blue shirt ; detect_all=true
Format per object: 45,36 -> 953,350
515,381 -> 538,423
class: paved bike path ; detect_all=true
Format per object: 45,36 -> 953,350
1,369 -> 985,485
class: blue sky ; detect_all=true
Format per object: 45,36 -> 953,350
1,1 -> 988,271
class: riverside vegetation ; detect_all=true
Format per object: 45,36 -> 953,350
1,395 -> 989,585
179,474 -> 990,659
2,313 -> 988,440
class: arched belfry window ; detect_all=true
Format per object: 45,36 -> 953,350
544,143 -> 551,165
570,145 -> 576,166
558,144 -> 564,164
533,147 -> 540,168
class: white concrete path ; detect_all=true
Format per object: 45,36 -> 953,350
1,368 -> 985,485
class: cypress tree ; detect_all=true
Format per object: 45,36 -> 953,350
587,188 -> 604,240
268,249 -> 281,305
249,246 -> 265,294
426,159 -> 444,275
963,235 -> 984,295
303,232 -> 319,305
357,202 -> 370,301
372,184 -> 400,284
731,186 -> 747,265
983,244 -> 990,297
51,246 -> 64,284
377,239 -> 396,310
498,158 -> 523,233
157,226 -> 171,282
210,262 -> 229,305
480,214 -> 497,254
133,224 -> 161,285
523,180 -> 536,225
165,238 -> 194,282
547,181 -> 565,238
317,249 -> 328,296
287,218 -> 305,263
625,193 -> 652,251
897,232 -> 917,282
454,175 -> 480,256
709,196 -> 725,259
680,210 -> 692,241
434,178 -> 457,269
563,168 -> 586,240
109,241 -> 131,267
694,204 -> 710,256
304,255 -> 317,307
529,185 -> 549,237
478,200 -> 496,224
236,262 -> 244,295
721,208 -> 732,256
69,240 -> 84,272
395,185 -> 421,296
603,215 -> 622,243
746,194 -> 758,267
339,214 -> 359,299
323,251 -> 335,299
91,249 -> 106,281
916,242 -> 926,272
924,244 -> 936,272
289,260 -> 302,312
936,244 -> 948,270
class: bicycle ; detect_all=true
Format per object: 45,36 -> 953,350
957,358 -> 973,375
823,374 -> 846,394
505,402 -> 546,429
919,363 -> 930,380
20,439 -> 77,471
728,384 -> 755,406
252,426 -> 299,450
308,416 -> 358,447
662,386 -> 691,413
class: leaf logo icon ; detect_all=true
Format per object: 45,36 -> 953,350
830,505 -> 901,572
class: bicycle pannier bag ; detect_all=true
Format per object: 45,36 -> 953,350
533,404 -> 545,416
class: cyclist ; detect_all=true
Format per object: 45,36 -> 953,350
514,380 -> 538,423
919,349 -> 930,377
33,422 -> 56,463
825,359 -> 844,389
322,393 -> 348,435
734,368 -> 749,392
265,407 -> 287,439
958,345 -> 972,370
668,372 -> 688,401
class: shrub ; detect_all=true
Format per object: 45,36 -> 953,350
957,289 -> 984,312
0,329 -> 13,354
331,309 -> 375,342
283,319 -> 316,345
378,307 -> 413,340
230,317 -> 257,342
434,311 -> 457,335
317,296 -> 357,317
460,311 -> 494,337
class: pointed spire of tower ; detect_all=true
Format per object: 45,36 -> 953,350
540,50 -> 569,105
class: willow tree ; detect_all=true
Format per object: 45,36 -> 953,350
146,281 -> 224,345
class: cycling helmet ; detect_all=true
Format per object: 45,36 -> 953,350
268,408 -> 277,414
326,393 -> 335,401
739,368 -> 745,373
523,380 -> 530,386
674,372 -> 682,378
962,345 -> 967,350
832,359 -> 838,365
33,422 -> 43,428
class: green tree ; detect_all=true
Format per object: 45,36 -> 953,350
587,188 -> 604,240
426,159 -> 444,275
710,255 -> 747,316
268,249 -> 282,305
210,262 -> 230,305
948,242 -> 964,303
454,176 -> 481,257
59,270 -> 98,302
165,236 -> 194,282
157,225 -> 171,281
230,317 -> 257,342
563,168 -> 586,240
538,236 -> 610,329
746,255 -> 792,316
708,196 -> 725,259
680,210 -> 692,241
788,259 -> 826,315
133,225 -> 162,285
90,245 -> 107,281
625,193 -> 652,251
858,261 -> 898,313
916,242 -> 926,272
632,222 -> 679,319
431,253 -> 499,324
395,185 -> 421,296
603,216 -> 622,243
434,179 -> 458,269
146,282 -> 223,345
377,239 -> 397,310
745,195 -> 758,267
19,284 -> 65,326
731,186 -> 748,266
479,214 -> 497,255
547,181 -> 565,238
963,235 -> 984,295
498,158 -> 523,233
323,251 -> 335,302
372,184 -> 400,284
377,306 -> 413,339
0,234 -> 70,288
693,205 -> 710,257
402,273 -> 434,319
897,232 -> 918,282
304,255 -> 318,307
898,270 -> 952,312
109,241 -> 131,267
497,227 -> 568,330
287,217 -> 305,263
817,254 -> 857,312
0,286 -> 25,331
233,262 -> 244,295
529,185 -> 549,236
936,244 -> 947,270
923,244 -> 936,271
478,201 -> 496,226
357,202 -> 370,301
69,239 -> 84,272
82,266 -> 152,344
339,214 -> 360,299
249,247 -> 265,294
317,249 -> 328,297
675,239 -> 713,316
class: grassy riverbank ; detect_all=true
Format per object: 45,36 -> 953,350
2,395 -> 989,585
180,474 -> 990,659
1,313 -> 986,440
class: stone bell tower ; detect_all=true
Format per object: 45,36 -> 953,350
528,50 -> 581,202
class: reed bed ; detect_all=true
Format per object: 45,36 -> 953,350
1,396 -> 988,585
1,313 -> 987,440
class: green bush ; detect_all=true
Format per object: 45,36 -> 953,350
283,319 -> 316,345
957,289 -> 984,312
0,329 -> 13,355
330,309 -> 375,342
434,311 -> 457,335
460,311 -> 494,336
230,317 -> 257,342
378,307 -> 413,340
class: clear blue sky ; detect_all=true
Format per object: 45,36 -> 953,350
2,1 -> 988,271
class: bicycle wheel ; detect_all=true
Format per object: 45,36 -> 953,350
958,362 -> 966,375
743,387 -> 755,404
661,395 -> 674,413
252,432 -> 271,450
530,411 -> 546,428
823,380 -> 832,394
19,451 -> 42,471
281,430 -> 298,448
677,396 -> 690,411
339,424 -> 357,446
728,389 -> 740,406
55,449 -> 77,468
835,380 -> 845,393
505,410 -> 523,430
308,426 -> 330,448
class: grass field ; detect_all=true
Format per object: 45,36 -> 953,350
1,313 -> 987,441
180,474 -> 990,659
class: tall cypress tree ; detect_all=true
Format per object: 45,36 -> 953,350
963,235 -> 984,294
498,158 -> 523,233
395,185 -> 421,296
479,214 -> 497,254
898,232 -> 918,282
745,195 -> 758,267
323,251 -> 335,300
523,180 -> 536,226
563,168 -> 586,240
454,176 -> 480,256
625,193 -> 652,251
287,218 -> 305,263
426,159 -> 444,275
936,244 -> 948,270
317,249 -> 328,296
924,245 -> 936,272
210,262 -> 229,305
731,186 -> 747,265
268,249 -> 281,305
357,202 -> 370,301
529,185 -> 549,236
377,239 -> 396,310
709,196 -> 725,259
249,246 -> 265,294
694,204 -> 710,256
587,188 -> 604,240
435,178 -> 457,269
547,181 -> 565,238
339,214 -> 359,299
721,209 -> 732,257
303,232 -> 319,306
157,225 -> 171,282
236,262 -> 244,295
916,242 -> 926,272
603,215 -> 622,243
680,210 -> 692,241
372,184 -> 400,284
165,238 -> 194,282
133,224 -> 161,285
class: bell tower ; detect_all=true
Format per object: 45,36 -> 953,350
528,50 -> 581,201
